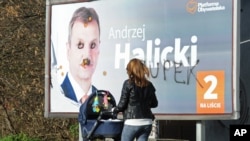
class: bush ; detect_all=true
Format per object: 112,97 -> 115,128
0,133 -> 41,141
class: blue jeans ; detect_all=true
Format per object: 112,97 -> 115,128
121,124 -> 152,141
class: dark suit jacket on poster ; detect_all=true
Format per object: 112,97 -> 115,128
61,74 -> 98,103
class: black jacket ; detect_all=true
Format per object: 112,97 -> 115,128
114,79 -> 158,120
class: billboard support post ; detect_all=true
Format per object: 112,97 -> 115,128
196,120 -> 206,141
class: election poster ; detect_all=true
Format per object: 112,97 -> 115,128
45,0 -> 240,119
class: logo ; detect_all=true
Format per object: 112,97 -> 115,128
186,0 -> 198,14
230,125 -> 250,141
186,0 -> 226,14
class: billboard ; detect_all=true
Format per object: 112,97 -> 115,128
45,0 -> 240,119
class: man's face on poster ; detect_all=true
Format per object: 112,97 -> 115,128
67,20 -> 100,82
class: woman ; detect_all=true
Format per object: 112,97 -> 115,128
113,58 -> 158,141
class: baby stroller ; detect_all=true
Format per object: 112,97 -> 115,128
78,90 -> 124,141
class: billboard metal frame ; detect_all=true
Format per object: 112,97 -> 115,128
45,0 -> 241,120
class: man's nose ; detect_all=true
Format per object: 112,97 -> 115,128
82,58 -> 90,66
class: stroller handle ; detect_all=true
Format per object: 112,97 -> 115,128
98,110 -> 117,120
94,90 -> 110,95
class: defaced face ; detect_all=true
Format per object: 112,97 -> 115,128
66,20 -> 100,82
